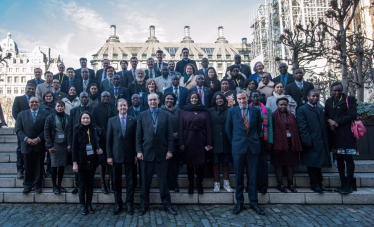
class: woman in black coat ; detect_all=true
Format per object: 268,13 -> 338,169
40,91 -> 56,115
208,92 -> 233,193
179,91 -> 212,195
72,111 -> 102,215
204,67 -> 221,94
44,101 -> 70,195
325,82 -> 357,194
161,92 -> 181,192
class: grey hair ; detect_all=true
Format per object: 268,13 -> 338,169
101,91 -> 110,97
253,61 -> 264,72
237,90 -> 249,97
147,92 -> 159,100
117,98 -> 128,105
131,94 -> 140,99
79,91 -> 89,97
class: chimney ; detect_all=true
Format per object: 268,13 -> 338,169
242,38 -> 247,44
181,26 -> 194,43
146,25 -> 159,43
215,26 -> 228,43
110,25 -> 116,37
106,25 -> 120,43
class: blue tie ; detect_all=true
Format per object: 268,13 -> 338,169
32,111 -> 37,123
121,117 -> 126,136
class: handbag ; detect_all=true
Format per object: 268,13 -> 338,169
346,96 -> 367,139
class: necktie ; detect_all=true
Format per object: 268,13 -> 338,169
103,70 -> 107,80
32,111 -> 37,123
37,79 -> 41,85
298,82 -> 303,89
132,70 -> 135,78
114,87 -> 118,97
158,63 -> 161,71
69,80 -> 73,87
242,108 -> 249,133
122,70 -> 125,77
174,87 -> 178,97
150,70 -> 153,78
84,80 -> 88,90
198,87 -> 202,98
121,116 -> 126,136
151,111 -> 157,134
203,68 -> 206,76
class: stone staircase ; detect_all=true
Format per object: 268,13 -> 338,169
1,128 -> 374,205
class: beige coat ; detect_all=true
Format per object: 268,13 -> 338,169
258,81 -> 274,99
179,74 -> 196,90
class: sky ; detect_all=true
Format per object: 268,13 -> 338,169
0,0 -> 263,69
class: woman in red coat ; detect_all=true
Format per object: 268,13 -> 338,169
179,91 -> 212,195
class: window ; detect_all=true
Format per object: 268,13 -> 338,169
209,63 -> 213,67
14,77 -> 19,83
13,59 -> 16,64
8,68 -> 12,72
189,55 -> 194,60
21,87 -> 25,94
217,55 -> 222,60
142,54 -> 147,60
217,63 -> 222,69
22,68 -> 26,72
15,68 -> 19,72
165,47 -> 178,54
132,53 -> 137,57
14,87 -> 18,94
7,87 -> 11,94
0,88 -> 3,94
20,59 -> 23,64
226,55 -> 231,60
202,48 -> 214,54
113,54 -> 118,60
103,54 -> 108,59
7,77 -> 11,83
21,76 -> 26,83
208,54 -> 213,60
122,54 -> 127,59
244,55 -> 249,60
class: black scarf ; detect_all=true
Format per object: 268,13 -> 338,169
182,103 -> 208,112
55,111 -> 65,117
66,94 -> 77,102
89,93 -> 99,101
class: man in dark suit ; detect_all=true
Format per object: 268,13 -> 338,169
165,74 -> 188,109
61,67 -> 80,94
167,60 -> 181,77
285,68 -> 314,107
107,75 -> 130,106
75,57 -> 95,81
272,62 -> 295,87
95,59 -> 110,87
15,97 -> 48,194
51,79 -> 66,101
145,58 -> 157,79
175,48 -> 198,74
27,68 -> 44,87
127,94 -> 146,117
117,60 -> 128,86
74,68 -> 98,95
12,83 -> 36,179
196,58 -> 209,77
225,90 -> 265,215
225,54 -> 251,78
154,50 -> 168,77
53,64 -> 68,83
123,57 -> 138,87
107,99 -> 137,215
188,75 -> 212,108
136,93 -> 177,216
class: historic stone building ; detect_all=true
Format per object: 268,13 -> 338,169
90,25 -> 251,79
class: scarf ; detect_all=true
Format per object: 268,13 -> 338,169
66,94 -> 77,102
89,93 -> 99,101
182,103 -> 208,112
183,74 -> 191,83
250,102 -> 268,141
272,109 -> 302,152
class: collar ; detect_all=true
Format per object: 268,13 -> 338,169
31,108 -> 39,113
307,102 -> 316,107
296,80 -> 304,84
149,108 -> 158,113
173,86 -> 179,89
183,58 -> 189,62
240,104 -> 249,110
119,113 -> 127,119
53,89 -> 61,93
133,106 -> 140,111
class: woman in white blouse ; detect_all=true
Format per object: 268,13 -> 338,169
61,86 -> 80,115
266,82 -> 297,115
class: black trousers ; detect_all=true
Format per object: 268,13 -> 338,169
307,166 -> 323,189
78,168 -> 96,205
23,151 -> 44,189
140,159 -> 171,209
16,138 -> 24,173
167,145 -> 179,189
113,161 -> 134,207
257,138 -> 268,191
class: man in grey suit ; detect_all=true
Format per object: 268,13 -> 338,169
101,66 -> 115,91
15,97 -> 48,194
136,93 -> 177,216
51,79 -> 66,101
107,99 -> 137,215
225,90 -> 265,215
36,71 -> 53,100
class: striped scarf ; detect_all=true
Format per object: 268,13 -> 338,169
250,102 -> 268,141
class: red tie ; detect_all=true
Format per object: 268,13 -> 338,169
198,87 -> 202,98
243,108 -> 249,133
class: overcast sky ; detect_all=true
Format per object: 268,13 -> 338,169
0,0 -> 263,69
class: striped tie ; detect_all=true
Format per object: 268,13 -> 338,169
242,108 -> 249,133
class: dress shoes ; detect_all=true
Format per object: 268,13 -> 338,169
287,185 -> 297,193
127,205 -> 134,215
311,187 -> 324,194
277,185 -> 287,193
87,204 -> 94,214
22,188 -> 31,194
53,187 -> 60,195
320,186 -> 333,192
70,187 -> 78,194
339,186 -> 353,195
112,206 -> 122,215
139,207 -> 148,216
59,187 -> 67,193
80,205 -> 87,215
233,204 -> 246,215
35,188 -> 42,194
17,172 -> 24,179
101,183 -> 108,194
250,205 -> 265,216
164,207 -> 178,215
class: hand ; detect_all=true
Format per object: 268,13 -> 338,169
179,145 -> 185,150
31,138 -> 39,145
166,151 -> 173,159
48,147 -> 55,153
328,119 -> 338,127
207,145 -> 213,150
137,152 -> 143,160
107,158 -> 113,166
96,148 -> 103,154
173,133 -> 178,139
72,162 -> 78,173
26,138 -> 33,145
67,146 -> 71,152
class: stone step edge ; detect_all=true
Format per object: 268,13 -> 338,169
0,188 -> 373,204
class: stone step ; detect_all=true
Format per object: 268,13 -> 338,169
0,128 -> 15,135
0,143 -> 17,152
0,135 -> 17,143
0,173 -> 373,189
0,187 -> 373,204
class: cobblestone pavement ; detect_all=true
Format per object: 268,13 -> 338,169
0,204 -> 373,227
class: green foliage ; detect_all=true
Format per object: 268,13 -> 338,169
357,102 -> 374,121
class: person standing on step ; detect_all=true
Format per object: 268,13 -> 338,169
72,112 -> 101,215
44,101 -> 70,195
297,89 -> 332,193
325,82 -> 358,194
285,68 -> 314,108
0,103 -> 8,128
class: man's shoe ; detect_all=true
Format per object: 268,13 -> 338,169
70,187 -> 78,194
53,187 -> 60,195
277,184 -> 287,193
139,207 -> 148,216
112,206 -> 122,215
250,205 -> 265,216
320,186 -> 333,192
35,188 -> 42,194
173,188 -> 180,193
87,204 -> 94,214
17,172 -> 24,179
101,183 -> 108,194
59,187 -> 67,193
339,186 -> 353,195
127,205 -> 134,215
287,185 -> 297,193
164,207 -> 177,215
233,204 -> 245,215
22,188 -> 31,194
80,205 -> 87,215
311,187 -> 324,194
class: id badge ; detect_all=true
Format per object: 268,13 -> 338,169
139,92 -> 143,97
86,144 -> 93,155
58,134 -> 64,139
286,130 -> 291,137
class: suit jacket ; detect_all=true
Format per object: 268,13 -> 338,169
74,79 -> 98,95
75,68 -> 96,81
26,78 -> 45,87
95,68 -> 106,85
168,71 -> 181,77
12,95 -> 30,120
196,68 -> 209,77
100,78 -> 114,92
153,62 -> 168,77
285,81 -> 314,107
145,69 -> 159,79
127,106 -> 147,119
107,86 -> 130,106
226,64 -> 251,78
225,106 -> 262,155
175,59 -> 198,74
116,70 -> 128,87
68,106 -> 94,146
61,78 -> 80,94
53,73 -> 69,83
164,86 -> 188,109
122,69 -> 136,87
106,115 -> 137,163
188,86 -> 213,108
15,109 -> 48,154
136,108 -> 174,161
272,73 -> 295,86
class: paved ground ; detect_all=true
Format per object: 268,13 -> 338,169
0,204 -> 373,227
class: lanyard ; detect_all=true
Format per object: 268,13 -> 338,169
150,111 -> 158,126
87,129 -> 91,145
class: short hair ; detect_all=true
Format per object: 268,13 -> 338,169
220,78 -> 230,84
168,60 -> 175,64
156,50 -> 163,55
293,68 -> 304,73
182,48 -> 189,52
79,57 -> 87,62
42,91 -> 54,101
66,67 -> 75,72
201,57 -> 208,62
131,94 -> 140,99
171,74 -> 180,80
330,81 -> 343,89
135,69 -> 144,75
44,71 -> 53,76
120,60 -> 128,64
101,91 -> 110,97
253,61 -> 264,73
106,66 -> 114,71
234,54 -> 241,59
262,72 -> 271,78
58,63 -> 65,67
79,91 -> 89,97
147,92 -> 159,100
56,101 -> 65,107
195,74 -> 204,81
146,79 -> 158,91
26,83 -> 36,88
229,65 -> 240,72
278,62 -> 287,67
117,98 -> 127,105
244,79 -> 258,89
34,67 -> 42,72
276,97 -> 289,105
211,92 -> 228,108
237,90 -> 248,97
249,89 -> 260,97
147,58 -> 154,62
81,68 -> 89,72
307,89 -> 320,96
273,82 -> 284,88
130,57 -> 138,61
112,74 -> 120,79
52,78 -> 60,83
162,92 -> 177,106
183,63 -> 196,75
102,59 -> 109,62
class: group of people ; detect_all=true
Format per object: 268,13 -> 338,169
11,49 -> 358,217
